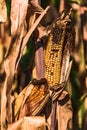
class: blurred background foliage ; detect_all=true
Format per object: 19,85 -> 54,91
0,0 -> 87,129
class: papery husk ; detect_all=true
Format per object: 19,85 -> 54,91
8,116 -> 47,130
0,0 -> 7,22
45,9 -> 75,130
13,79 -> 50,121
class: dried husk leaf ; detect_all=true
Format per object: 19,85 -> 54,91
60,46 -> 70,83
13,86 -> 30,121
13,79 -> 50,121
19,82 -> 49,118
1,5 -> 50,126
45,9 -> 75,130
56,11 -> 75,130
8,116 -> 46,130
21,6 -> 50,52
13,83 -> 34,121
27,0 -> 44,29
11,0 -> 28,36
29,0 -> 44,13
0,0 -> 7,22
36,24 -> 48,43
57,99 -> 72,130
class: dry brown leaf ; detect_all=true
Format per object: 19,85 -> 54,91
0,39 -> 4,63
65,60 -> 73,82
0,0 -> 7,22
13,84 -> 34,121
18,79 -> 49,118
57,99 -> 72,130
56,12 -> 74,130
45,9 -> 75,130
28,10 -> 36,29
7,116 -> 46,130
20,6 -> 50,80
13,6 -> 50,73
60,48 -> 70,83
1,5 -> 50,126
29,0 -> 44,14
8,116 -> 47,130
27,0 -> 43,29
13,89 -> 27,121
1,0 -> 28,126
21,6 -> 50,52
11,0 -> 28,36
13,79 -> 50,121
24,1 -> 48,80
8,118 -> 23,130
37,25 -> 48,42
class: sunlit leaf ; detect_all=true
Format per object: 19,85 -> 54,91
80,93 -> 87,102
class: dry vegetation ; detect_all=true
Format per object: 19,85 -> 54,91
0,0 -> 87,130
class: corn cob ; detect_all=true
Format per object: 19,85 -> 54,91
45,9 -> 72,87
18,78 -> 49,118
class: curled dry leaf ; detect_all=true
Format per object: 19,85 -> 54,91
0,0 -> 7,22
